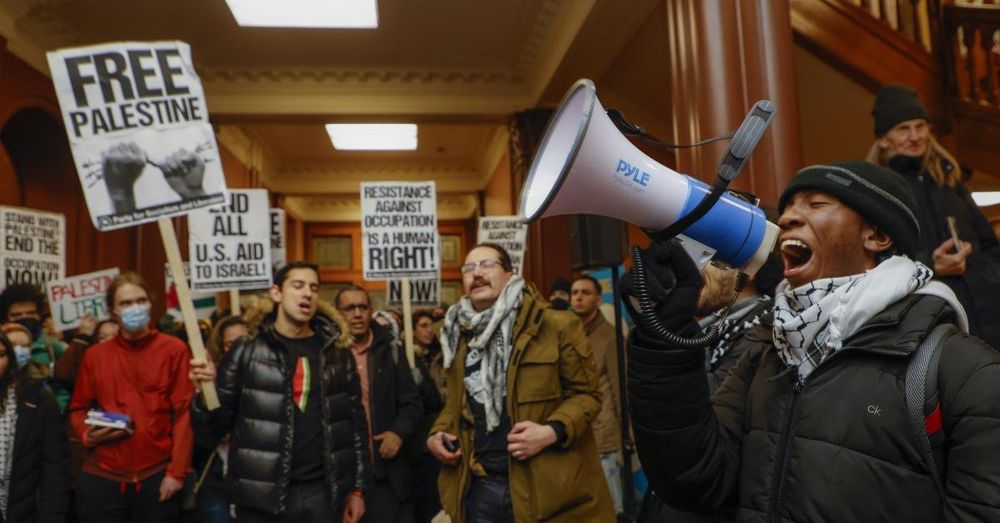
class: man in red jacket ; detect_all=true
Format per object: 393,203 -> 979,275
69,271 -> 193,522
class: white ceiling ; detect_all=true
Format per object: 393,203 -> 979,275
0,0 -> 668,220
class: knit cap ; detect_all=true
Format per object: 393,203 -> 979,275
872,84 -> 929,136
778,161 -> 920,256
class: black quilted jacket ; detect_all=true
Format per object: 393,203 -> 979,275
191,313 -> 368,516
630,294 -> 1000,522
4,381 -> 68,523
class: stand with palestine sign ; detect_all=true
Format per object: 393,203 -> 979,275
47,40 -> 224,409
361,181 -> 439,367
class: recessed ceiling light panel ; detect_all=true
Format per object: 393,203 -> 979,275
325,124 -> 418,151
226,0 -> 378,28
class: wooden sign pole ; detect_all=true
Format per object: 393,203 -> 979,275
401,277 -> 415,369
158,217 -> 220,410
229,289 -> 240,316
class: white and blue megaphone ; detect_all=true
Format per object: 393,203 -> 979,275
518,79 -> 779,276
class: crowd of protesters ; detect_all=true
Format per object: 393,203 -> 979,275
1,83 -> 1000,523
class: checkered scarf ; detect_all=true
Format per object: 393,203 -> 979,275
772,256 -> 933,384
440,276 -> 524,432
0,386 -> 17,520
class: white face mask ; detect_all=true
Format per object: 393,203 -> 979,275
118,304 -> 151,333
13,345 -> 30,368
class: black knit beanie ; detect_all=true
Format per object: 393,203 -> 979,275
872,84 -> 929,136
778,161 -> 920,256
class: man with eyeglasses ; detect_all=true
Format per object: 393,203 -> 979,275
188,261 -> 369,522
428,242 -> 614,523
335,284 -> 422,523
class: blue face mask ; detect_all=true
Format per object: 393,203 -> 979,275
119,304 -> 151,333
13,345 -> 30,369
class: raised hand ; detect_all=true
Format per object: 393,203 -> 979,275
101,142 -> 146,213
161,148 -> 206,199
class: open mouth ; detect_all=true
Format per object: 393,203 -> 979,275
781,238 -> 813,271
471,281 -> 489,292
298,301 -> 312,314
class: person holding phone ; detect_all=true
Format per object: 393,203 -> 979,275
867,84 -> 1000,348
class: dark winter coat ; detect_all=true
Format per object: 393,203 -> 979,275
5,381 -> 69,523
360,323 -> 422,499
630,293 -> 1000,522
889,155 -> 1000,348
190,313 -> 368,516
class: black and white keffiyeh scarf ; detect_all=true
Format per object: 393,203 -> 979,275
702,295 -> 772,368
771,256 -> 956,384
440,276 -> 524,432
0,386 -> 17,520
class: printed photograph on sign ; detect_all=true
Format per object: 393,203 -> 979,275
0,206 -> 66,288
360,181 -> 439,280
189,189 -> 272,291
46,41 -> 227,231
46,268 -> 120,331
477,216 -> 528,276
270,208 -> 286,277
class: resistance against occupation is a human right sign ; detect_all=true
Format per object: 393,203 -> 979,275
188,189 -> 272,291
361,182 -> 438,280
386,277 -> 439,308
46,41 -> 227,231
0,206 -> 66,288
477,216 -> 528,276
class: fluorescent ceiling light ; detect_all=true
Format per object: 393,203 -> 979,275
326,124 -> 418,151
225,0 -> 378,28
971,191 -> 1000,206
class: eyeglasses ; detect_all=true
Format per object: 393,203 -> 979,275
338,303 -> 371,313
460,259 -> 503,274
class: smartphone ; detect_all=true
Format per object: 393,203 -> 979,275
443,436 -> 461,453
946,216 -> 963,254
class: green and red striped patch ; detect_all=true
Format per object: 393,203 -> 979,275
293,357 -> 311,412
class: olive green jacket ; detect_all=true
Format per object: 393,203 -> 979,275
430,283 -> 614,522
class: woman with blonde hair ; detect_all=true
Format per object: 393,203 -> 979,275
867,84 -> 1000,347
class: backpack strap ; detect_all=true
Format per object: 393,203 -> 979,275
904,323 -> 956,500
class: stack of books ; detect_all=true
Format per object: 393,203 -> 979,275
84,409 -> 133,431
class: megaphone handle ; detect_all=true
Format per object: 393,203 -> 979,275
629,245 -> 746,349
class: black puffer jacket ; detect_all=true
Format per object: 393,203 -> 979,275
191,313 -> 368,516
630,294 -> 1000,522
5,381 -> 68,523
889,155 -> 1000,349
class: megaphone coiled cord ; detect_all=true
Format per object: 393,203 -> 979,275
630,245 -> 747,350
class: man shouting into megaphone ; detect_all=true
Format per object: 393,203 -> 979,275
623,161 -> 1000,521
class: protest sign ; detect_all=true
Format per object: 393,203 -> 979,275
0,206 -> 66,288
361,182 -> 438,280
46,268 -> 119,331
386,276 -> 439,308
47,41 -> 227,231
477,216 -> 528,276
270,208 -> 286,276
189,189 -> 272,291
164,262 -> 216,321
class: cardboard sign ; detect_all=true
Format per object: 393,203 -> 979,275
46,41 -> 227,231
189,189 -> 272,291
270,208 -> 286,276
361,182 -> 439,280
0,206 -> 66,288
386,277 -> 440,308
164,262 -> 216,321
477,216 -> 528,276
46,268 -> 119,331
